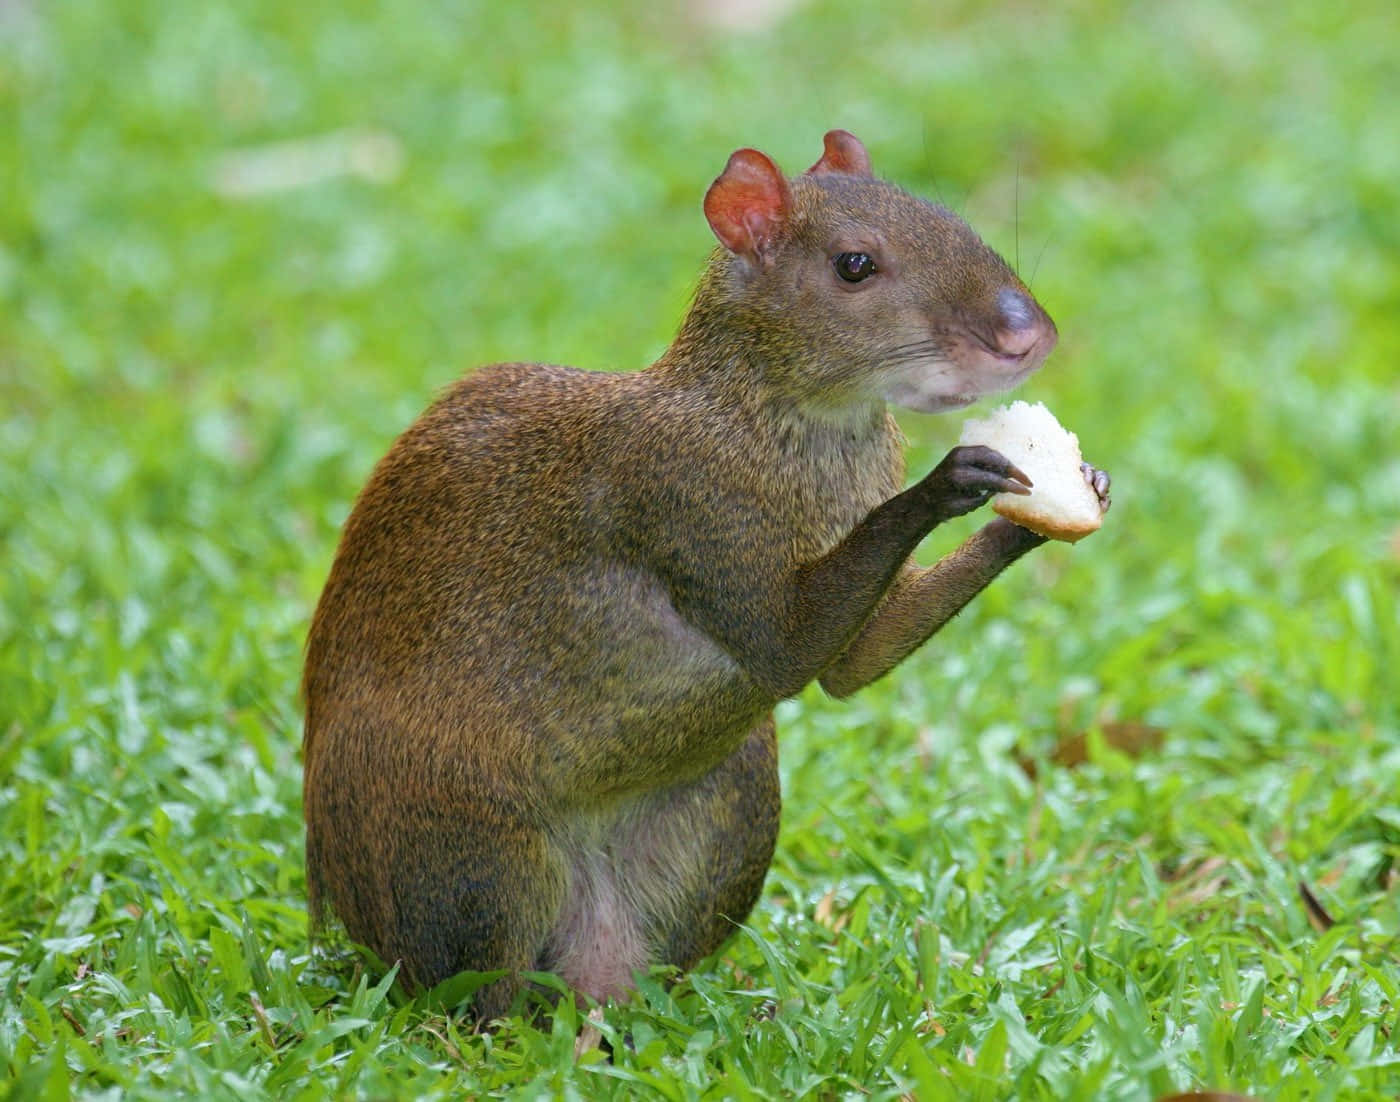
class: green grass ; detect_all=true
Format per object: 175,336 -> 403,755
3,0 -> 1399,1097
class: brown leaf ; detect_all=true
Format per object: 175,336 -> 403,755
59,1004 -> 86,1037
1156,1094 -> 1262,1102
573,1006 -> 606,1061
1298,880 -> 1337,931
1166,856 -> 1231,908
1020,720 -> 1165,777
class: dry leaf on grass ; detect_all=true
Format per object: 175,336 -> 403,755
1298,879 -> 1337,931
1019,720 -> 1165,778
1156,1093 -> 1262,1102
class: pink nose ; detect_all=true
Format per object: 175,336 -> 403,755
993,288 -> 1056,359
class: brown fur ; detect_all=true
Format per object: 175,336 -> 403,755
302,131 -> 1075,1019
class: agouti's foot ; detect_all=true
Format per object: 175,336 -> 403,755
1081,463 -> 1111,513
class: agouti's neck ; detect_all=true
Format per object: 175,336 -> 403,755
652,276 -> 885,441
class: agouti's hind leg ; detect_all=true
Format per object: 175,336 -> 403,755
391,816 -> 566,1022
625,716 -> 781,972
536,718 -> 778,1006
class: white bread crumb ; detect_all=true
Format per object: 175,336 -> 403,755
958,401 -> 1103,542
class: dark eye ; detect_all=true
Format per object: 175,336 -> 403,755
833,252 -> 877,283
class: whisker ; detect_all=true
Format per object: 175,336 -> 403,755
886,342 -> 938,358
885,336 -> 950,356
1029,231 -> 1054,291
885,345 -> 951,365
1015,159 -> 1021,274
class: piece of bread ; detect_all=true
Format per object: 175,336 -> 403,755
958,401 -> 1103,542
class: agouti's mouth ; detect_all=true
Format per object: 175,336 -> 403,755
980,340 -> 1032,363
970,326 -> 1055,366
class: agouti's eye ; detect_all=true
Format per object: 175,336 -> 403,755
833,252 -> 877,283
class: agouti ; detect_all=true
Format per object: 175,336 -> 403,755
302,130 -> 1108,1021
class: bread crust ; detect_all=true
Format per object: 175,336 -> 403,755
992,496 -> 1101,542
959,400 -> 1103,543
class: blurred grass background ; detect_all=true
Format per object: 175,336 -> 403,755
2,0 -> 1398,1097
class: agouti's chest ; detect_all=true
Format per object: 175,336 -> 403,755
756,411 -> 906,562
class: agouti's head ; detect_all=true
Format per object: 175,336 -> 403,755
698,130 -> 1056,414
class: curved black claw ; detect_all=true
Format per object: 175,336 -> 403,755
925,445 -> 1033,521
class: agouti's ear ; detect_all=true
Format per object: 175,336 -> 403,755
806,130 -> 872,177
703,148 -> 792,265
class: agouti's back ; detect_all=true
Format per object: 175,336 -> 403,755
305,358 -> 902,775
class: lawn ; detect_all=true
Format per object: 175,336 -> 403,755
2,0 -> 1399,1097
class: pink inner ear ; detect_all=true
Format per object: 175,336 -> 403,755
807,130 -> 873,177
703,148 -> 792,260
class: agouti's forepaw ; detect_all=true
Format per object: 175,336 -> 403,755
1081,463 -> 1111,513
929,445 -> 1033,520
